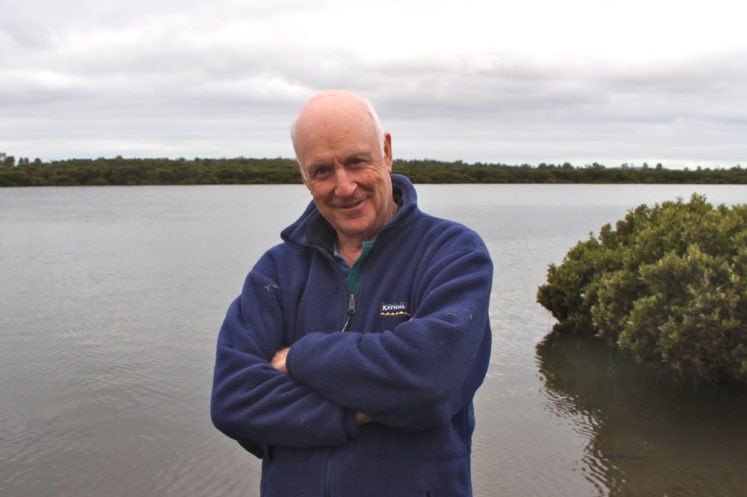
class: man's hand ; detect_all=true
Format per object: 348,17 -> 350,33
355,412 -> 372,425
271,347 -> 290,373
272,347 -> 371,425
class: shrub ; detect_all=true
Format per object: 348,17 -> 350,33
537,194 -> 747,384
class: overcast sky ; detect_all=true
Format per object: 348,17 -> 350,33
2,0 -> 746,168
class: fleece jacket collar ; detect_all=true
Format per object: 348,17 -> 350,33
280,174 -> 418,252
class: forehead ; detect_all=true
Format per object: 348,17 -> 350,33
295,107 -> 380,164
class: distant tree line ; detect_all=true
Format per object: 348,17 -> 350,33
1,155 -> 746,186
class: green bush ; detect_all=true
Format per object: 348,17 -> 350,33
537,194 -> 747,384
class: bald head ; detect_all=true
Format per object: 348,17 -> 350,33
291,90 -> 386,160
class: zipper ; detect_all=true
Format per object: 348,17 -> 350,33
342,293 -> 356,332
323,448 -> 334,497
339,239 -> 373,332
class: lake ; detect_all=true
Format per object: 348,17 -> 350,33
1,183 -> 746,497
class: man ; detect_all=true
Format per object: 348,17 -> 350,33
211,90 -> 493,497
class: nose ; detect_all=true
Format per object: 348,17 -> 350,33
334,167 -> 356,197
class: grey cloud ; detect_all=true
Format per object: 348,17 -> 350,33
2,1 -> 746,167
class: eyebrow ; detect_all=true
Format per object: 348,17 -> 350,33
306,151 -> 374,170
346,151 -> 374,162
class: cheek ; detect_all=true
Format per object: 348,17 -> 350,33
359,166 -> 389,187
373,172 -> 392,193
309,182 -> 334,202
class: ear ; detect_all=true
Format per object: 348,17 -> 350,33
294,158 -> 311,190
383,133 -> 393,172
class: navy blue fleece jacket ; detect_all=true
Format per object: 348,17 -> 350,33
211,174 -> 493,497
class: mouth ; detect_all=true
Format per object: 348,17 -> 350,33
337,199 -> 365,211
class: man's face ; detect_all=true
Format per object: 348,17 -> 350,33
294,105 -> 395,246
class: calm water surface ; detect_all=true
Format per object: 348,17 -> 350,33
1,184 -> 746,497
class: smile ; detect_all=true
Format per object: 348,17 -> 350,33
338,199 -> 365,210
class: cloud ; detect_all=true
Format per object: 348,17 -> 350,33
2,0 -> 746,167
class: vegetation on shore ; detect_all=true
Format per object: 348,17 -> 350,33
537,194 -> 747,385
1,155 -> 746,186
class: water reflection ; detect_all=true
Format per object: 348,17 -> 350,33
536,333 -> 747,497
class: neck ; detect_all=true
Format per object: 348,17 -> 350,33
335,198 -> 398,266
336,241 -> 362,267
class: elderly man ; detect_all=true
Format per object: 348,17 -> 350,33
211,90 -> 493,497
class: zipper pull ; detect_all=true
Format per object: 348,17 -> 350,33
342,293 -> 356,332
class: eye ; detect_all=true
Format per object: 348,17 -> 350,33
311,166 -> 331,179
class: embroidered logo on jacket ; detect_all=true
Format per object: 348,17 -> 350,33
379,301 -> 410,317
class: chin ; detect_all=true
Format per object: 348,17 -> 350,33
338,220 -> 374,237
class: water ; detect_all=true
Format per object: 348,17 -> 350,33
1,184 -> 746,497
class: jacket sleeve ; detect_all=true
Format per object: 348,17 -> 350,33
285,226 -> 493,432
210,252 -> 359,452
